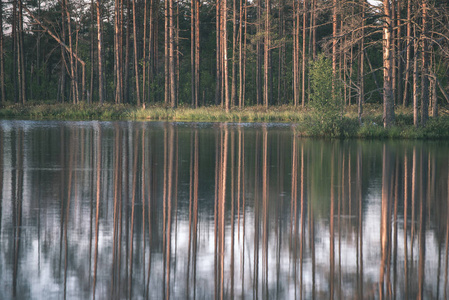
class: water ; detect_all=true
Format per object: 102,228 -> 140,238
0,120 -> 448,299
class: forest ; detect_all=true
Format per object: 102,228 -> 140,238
0,0 -> 449,128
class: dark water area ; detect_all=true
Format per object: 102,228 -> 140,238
0,120 -> 448,299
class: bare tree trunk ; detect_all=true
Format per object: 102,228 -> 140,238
403,0 -> 412,106
413,24 -> 419,127
421,0 -> 429,126
383,0 -> 394,127
263,0 -> 271,108
277,0 -> 284,105
256,0 -> 262,105
59,0 -> 67,103
231,0 -> 237,106
0,0 -> 5,106
332,0 -> 337,84
132,0 -> 141,106
124,0 -> 131,103
302,0 -> 307,107
12,0 -> 18,103
165,0 -> 170,105
396,0 -> 402,107
90,0 -> 95,103
216,0 -> 221,105
65,0 -> 77,104
293,0 -> 299,107
18,0 -> 26,104
96,0 -> 105,104
169,0 -> 177,108
358,0 -> 365,124
191,0 -> 195,107
195,0 -> 200,107
223,0 -> 229,111
115,0 -> 122,103
142,0 -> 147,106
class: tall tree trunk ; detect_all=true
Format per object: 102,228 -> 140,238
383,0 -> 394,127
132,0 -> 141,106
115,0 -> 122,103
191,0 -> 195,107
65,0 -> 78,104
302,0 -> 307,107
165,0 -> 170,105
396,0 -> 402,107
403,0 -> 412,107
277,0 -> 284,105
413,24 -> 419,127
256,0 -> 262,105
0,0 -> 5,106
12,0 -> 18,103
216,0 -> 221,105
195,0 -> 200,107
90,0 -> 95,103
124,0 -> 131,103
59,0 -> 67,103
18,0 -> 26,104
263,0 -> 271,108
421,0 -> 429,126
142,0 -> 147,106
332,0 -> 338,83
223,0 -> 229,111
293,0 -> 299,106
358,0 -> 365,124
231,0 -> 237,106
169,0 -> 177,107
96,0 -> 105,104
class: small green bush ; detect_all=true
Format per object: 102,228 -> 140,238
308,55 -> 344,137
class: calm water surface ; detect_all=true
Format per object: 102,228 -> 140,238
0,120 -> 448,299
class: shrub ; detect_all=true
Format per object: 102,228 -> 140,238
308,54 -> 344,137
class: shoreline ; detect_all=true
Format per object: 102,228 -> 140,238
1,102 -> 448,139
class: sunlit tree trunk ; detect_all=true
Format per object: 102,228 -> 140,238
413,24 -> 419,127
142,0 -> 147,106
223,0 -> 229,111
169,0 -> 177,108
256,0 -> 262,105
231,0 -> 237,106
383,0 -> 395,127
263,0 -> 271,108
302,0 -> 307,107
165,0 -> 170,105
124,0 -> 131,103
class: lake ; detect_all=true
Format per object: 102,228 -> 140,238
0,120 -> 448,299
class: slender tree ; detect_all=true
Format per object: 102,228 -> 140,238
421,0 -> 429,126
96,0 -> 105,104
0,0 -> 5,105
132,0 -> 141,106
169,0 -> 177,107
263,0 -> 271,108
383,0 -> 395,127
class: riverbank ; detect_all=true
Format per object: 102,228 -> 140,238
1,102 -> 448,139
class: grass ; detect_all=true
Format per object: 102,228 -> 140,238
1,101 -> 449,139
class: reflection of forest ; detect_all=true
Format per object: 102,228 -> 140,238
0,121 -> 448,299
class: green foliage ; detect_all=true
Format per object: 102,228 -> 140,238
308,55 -> 343,137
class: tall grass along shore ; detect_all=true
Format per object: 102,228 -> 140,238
0,102 -> 448,139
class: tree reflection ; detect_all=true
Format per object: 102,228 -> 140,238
1,122 -> 449,299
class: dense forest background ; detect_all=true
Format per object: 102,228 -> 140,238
0,0 -> 448,127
